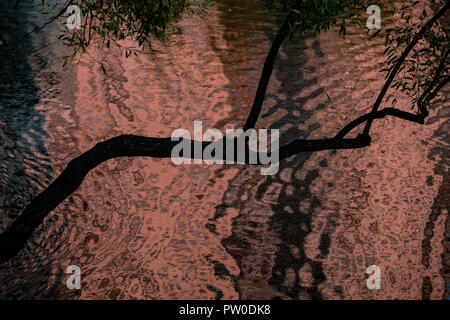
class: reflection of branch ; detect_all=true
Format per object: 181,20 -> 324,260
362,1 -> 450,136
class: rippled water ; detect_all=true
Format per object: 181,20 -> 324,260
0,0 -> 448,299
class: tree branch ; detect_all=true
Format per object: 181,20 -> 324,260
335,107 -> 425,139
362,1 -> 450,136
0,104 -> 428,263
243,8 -> 298,130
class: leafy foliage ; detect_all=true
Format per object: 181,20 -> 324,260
379,0 -> 449,113
29,0 -> 210,61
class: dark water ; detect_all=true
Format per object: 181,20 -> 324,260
0,0 -> 448,299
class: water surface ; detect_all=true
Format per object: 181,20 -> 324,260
0,0 -> 448,299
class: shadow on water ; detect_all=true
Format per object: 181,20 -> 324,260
0,0 -> 64,299
422,106 -> 450,299
260,39 -> 329,300
214,0 -> 449,300
210,0 -> 330,299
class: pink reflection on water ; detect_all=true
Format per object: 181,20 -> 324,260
0,0 -> 448,300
